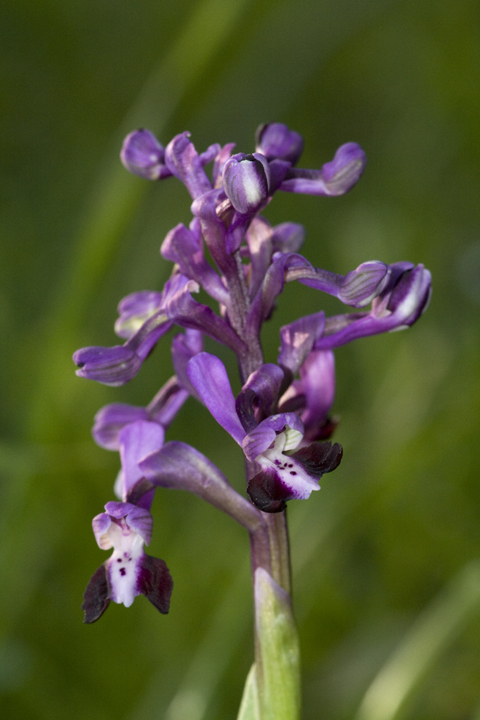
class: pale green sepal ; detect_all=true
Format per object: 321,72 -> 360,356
254,568 -> 301,720
237,663 -> 260,720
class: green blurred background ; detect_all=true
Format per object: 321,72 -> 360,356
1,0 -> 480,718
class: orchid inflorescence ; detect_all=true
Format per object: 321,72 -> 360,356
75,122 -> 431,636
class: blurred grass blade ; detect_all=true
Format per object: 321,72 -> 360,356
354,561 -> 480,720
129,565 -> 251,720
237,664 -> 260,720
51,0 -> 253,327
29,0 -> 252,436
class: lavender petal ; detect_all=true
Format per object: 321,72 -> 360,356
186,353 -> 246,444
165,132 -> 212,199
92,403 -> 150,451
160,223 -> 228,304
278,312 -> 325,375
120,129 -> 171,181
118,420 -> 165,507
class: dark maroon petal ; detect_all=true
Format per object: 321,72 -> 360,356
235,364 -> 284,432
137,554 -> 173,614
247,468 -> 292,513
82,564 -> 111,623
289,441 -> 343,479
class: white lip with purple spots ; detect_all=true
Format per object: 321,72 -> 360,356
255,428 -> 320,500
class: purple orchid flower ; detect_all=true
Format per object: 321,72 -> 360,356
255,123 -> 304,166
73,273 -> 245,386
316,263 -> 432,350
186,352 -> 342,512
120,129 -> 171,181
82,418 -> 173,623
82,501 -> 173,623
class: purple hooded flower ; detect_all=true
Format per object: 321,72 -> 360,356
316,263 -> 432,350
186,352 -> 342,512
255,123 -> 304,166
120,129 -> 171,180
82,501 -> 173,623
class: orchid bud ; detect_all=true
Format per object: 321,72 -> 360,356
120,129 -> 170,180
339,261 -> 391,307
280,142 -> 366,196
255,123 -> 304,165
381,263 -> 432,326
223,152 -> 270,214
73,345 -> 143,387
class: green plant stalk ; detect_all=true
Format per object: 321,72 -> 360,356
239,512 -> 300,720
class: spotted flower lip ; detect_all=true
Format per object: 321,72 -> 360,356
83,501 -> 173,623
186,352 -> 342,511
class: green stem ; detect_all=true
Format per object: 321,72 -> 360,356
241,510 -> 300,720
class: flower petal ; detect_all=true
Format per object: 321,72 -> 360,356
137,554 -> 173,614
280,143 -> 366,196
187,353 -> 246,443
255,123 -> 304,165
118,421 -> 164,508
242,413 -> 304,461
278,312 -> 325,376
140,441 -> 261,531
82,564 -> 111,623
164,132 -> 212,198
160,223 -> 228,304
120,129 -> 170,181
92,403 -> 150,451
235,364 -> 285,433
